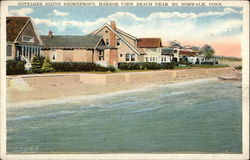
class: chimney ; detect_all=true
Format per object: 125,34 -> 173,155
110,21 -> 116,30
109,21 -> 118,66
110,21 -> 116,47
48,30 -> 53,38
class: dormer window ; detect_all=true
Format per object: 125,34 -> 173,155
22,36 -> 34,43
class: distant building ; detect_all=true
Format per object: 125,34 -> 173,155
6,17 -> 43,61
179,50 -> 205,64
137,38 -> 163,63
161,48 -> 180,63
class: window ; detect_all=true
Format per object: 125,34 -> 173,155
22,36 -> 34,43
117,38 -> 121,46
164,57 -> 167,61
106,39 -> 110,46
131,54 -> 135,61
150,57 -> 152,62
98,51 -> 104,60
125,54 -> 130,61
6,45 -> 12,56
105,30 -> 108,33
120,54 -> 123,57
161,57 -> 164,62
146,57 -> 148,62
52,54 -> 56,60
174,50 -> 177,53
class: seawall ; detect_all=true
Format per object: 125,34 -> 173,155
7,67 -> 234,103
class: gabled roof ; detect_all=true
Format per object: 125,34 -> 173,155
179,50 -> 198,57
40,35 -> 104,49
6,17 -> 30,42
91,23 -> 141,55
7,16 -> 43,45
137,38 -> 162,48
116,28 -> 137,40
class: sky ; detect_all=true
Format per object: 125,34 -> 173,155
8,6 -> 243,57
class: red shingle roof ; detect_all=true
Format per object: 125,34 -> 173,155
179,50 -> 198,56
6,17 -> 30,42
137,38 -> 162,48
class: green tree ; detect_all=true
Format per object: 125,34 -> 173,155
31,55 -> 42,73
201,44 -> 215,59
42,58 -> 55,72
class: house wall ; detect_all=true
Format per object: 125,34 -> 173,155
117,34 -> 139,63
42,49 -> 96,63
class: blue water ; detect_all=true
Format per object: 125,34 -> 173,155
7,78 -> 242,153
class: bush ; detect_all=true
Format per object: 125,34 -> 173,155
106,66 -> 116,72
118,62 -> 175,70
31,55 -> 43,73
42,58 -> 55,72
235,65 -> 242,70
6,60 -> 26,75
51,62 -> 115,72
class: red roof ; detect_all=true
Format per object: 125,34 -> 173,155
6,17 -> 30,42
137,38 -> 162,48
179,50 -> 198,56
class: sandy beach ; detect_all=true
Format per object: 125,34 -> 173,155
7,67 -> 238,108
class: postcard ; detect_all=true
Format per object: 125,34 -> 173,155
0,0 -> 249,160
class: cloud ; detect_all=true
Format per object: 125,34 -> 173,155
9,8 -> 33,16
33,7 -> 242,45
49,9 -> 69,17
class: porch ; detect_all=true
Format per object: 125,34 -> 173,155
15,45 -> 42,62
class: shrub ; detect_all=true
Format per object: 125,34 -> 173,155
118,62 -> 175,70
161,62 -> 175,69
106,66 -> 116,72
51,62 -> 115,72
6,60 -> 26,75
31,55 -> 42,73
42,58 -> 55,72
235,65 -> 242,70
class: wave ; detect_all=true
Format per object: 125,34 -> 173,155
8,110 -> 77,121
131,107 -> 158,114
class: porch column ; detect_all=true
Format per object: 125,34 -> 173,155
21,46 -> 24,57
25,46 -> 28,57
28,46 -> 30,61
16,46 -> 19,59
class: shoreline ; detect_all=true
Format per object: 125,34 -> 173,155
7,67 -> 237,108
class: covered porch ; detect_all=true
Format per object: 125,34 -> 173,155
15,45 -> 42,62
